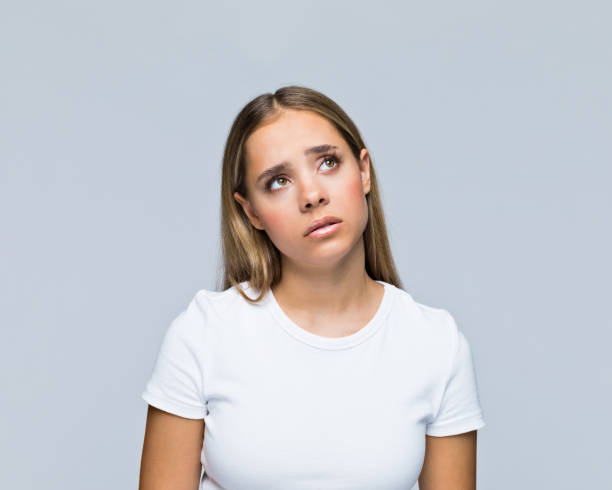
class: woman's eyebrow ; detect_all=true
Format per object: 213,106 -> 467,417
255,144 -> 339,184
304,144 -> 338,156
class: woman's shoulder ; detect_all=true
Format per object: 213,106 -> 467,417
154,285 -> 244,356
390,285 -> 461,343
191,280 -> 260,308
179,280 -> 262,324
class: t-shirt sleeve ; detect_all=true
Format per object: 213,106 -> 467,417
141,295 -> 207,419
426,312 -> 486,437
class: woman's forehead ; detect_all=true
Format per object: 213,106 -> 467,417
246,110 -> 342,159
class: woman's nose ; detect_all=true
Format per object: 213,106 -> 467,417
299,177 -> 329,210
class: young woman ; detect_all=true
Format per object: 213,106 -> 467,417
139,86 -> 486,490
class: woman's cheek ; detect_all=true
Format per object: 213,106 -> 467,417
261,209 -> 294,243
346,175 -> 367,202
345,176 -> 369,229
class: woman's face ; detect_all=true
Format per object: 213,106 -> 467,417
234,108 -> 371,269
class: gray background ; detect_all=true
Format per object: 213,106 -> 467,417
1,1 -> 610,489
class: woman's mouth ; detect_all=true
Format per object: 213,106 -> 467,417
305,221 -> 342,238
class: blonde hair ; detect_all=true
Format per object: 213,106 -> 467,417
217,85 -> 403,302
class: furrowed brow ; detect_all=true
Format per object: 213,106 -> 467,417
304,144 -> 338,156
256,162 -> 291,184
255,144 -> 339,184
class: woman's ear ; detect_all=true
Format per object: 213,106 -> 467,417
359,148 -> 371,196
233,191 -> 265,230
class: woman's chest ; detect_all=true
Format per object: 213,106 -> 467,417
200,340 -> 435,489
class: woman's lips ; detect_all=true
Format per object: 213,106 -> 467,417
305,221 -> 342,238
304,216 -> 343,236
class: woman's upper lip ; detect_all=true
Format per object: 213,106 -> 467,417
304,216 -> 343,236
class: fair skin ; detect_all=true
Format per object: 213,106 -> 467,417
139,108 -> 478,489
234,108 -> 382,336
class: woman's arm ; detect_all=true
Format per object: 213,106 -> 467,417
418,430 -> 478,490
139,405 -> 205,490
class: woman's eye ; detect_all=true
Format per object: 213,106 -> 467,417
320,156 -> 338,169
266,176 -> 288,191
265,156 -> 339,192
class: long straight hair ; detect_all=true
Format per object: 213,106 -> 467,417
217,85 -> 403,302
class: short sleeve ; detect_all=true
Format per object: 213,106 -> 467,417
426,314 -> 486,437
141,295 -> 207,419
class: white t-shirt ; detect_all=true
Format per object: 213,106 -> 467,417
141,280 -> 486,490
